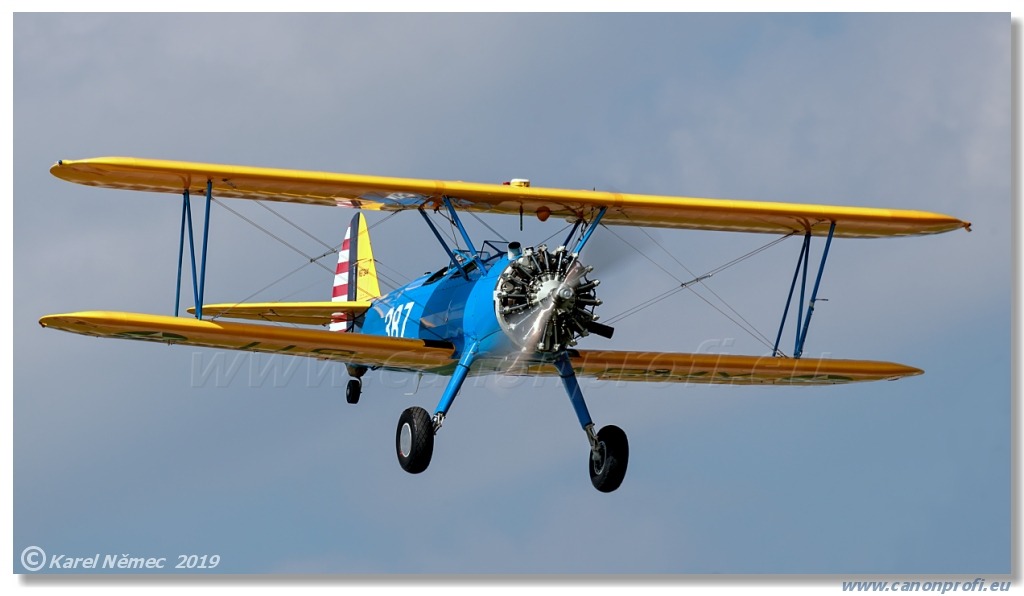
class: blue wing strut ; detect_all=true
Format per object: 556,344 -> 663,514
772,221 -> 837,358
174,180 -> 214,319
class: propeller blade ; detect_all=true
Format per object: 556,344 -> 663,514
585,320 -> 615,339
513,297 -> 556,351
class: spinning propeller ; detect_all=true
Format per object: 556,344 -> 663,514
495,242 -> 614,354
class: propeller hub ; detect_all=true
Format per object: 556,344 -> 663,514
494,244 -> 606,353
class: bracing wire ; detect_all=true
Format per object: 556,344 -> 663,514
427,208 -> 465,252
603,228 -> 796,350
467,210 -> 509,243
447,216 -> 463,252
639,228 -> 794,348
213,199 -> 334,274
254,200 -> 337,252
539,222 -> 573,247
220,260 -> 321,315
369,264 -> 406,293
212,193 -> 788,350
212,201 -> 404,307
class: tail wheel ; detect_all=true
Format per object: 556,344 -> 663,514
589,425 -> 629,493
345,379 -> 361,405
396,406 -> 434,474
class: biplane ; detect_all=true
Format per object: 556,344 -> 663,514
40,157 -> 970,492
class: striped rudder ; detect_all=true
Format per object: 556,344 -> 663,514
330,212 -> 380,331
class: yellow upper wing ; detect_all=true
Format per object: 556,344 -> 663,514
50,157 -> 970,238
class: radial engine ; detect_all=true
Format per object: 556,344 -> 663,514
494,242 -> 614,353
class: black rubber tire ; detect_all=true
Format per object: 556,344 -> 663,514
346,379 -> 361,405
396,407 -> 434,474
589,425 -> 629,493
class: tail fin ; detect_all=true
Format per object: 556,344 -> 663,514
330,212 -> 380,332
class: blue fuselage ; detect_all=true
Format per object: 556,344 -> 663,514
360,253 -> 516,361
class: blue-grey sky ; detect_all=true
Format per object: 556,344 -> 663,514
12,12 -> 1010,578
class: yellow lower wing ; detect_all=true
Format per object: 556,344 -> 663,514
186,301 -> 371,326
545,350 -> 921,385
39,311 -> 921,385
39,311 -> 455,372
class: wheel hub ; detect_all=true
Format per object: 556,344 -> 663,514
399,422 -> 413,457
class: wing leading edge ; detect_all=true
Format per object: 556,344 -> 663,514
50,157 -> 970,238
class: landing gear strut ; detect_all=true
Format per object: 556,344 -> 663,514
555,353 -> 629,493
394,342 -> 478,476
390,348 -> 630,492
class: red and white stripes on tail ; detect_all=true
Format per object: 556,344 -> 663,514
329,212 -> 380,332
329,224 -> 354,332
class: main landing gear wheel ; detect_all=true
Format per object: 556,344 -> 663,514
346,379 -> 361,405
589,425 -> 629,493
396,406 -> 434,474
